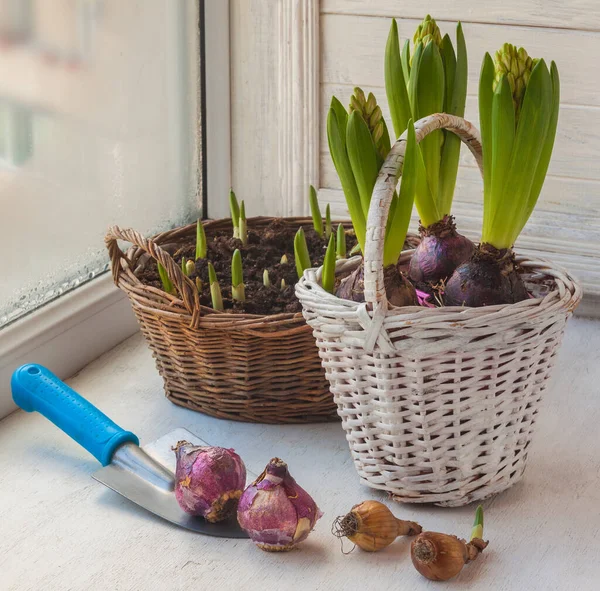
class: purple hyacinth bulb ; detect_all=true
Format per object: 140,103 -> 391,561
237,457 -> 322,551
173,441 -> 246,523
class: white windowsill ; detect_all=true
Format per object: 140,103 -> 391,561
0,272 -> 139,419
1,318 -> 599,589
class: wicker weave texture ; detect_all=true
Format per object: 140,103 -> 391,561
105,217 -> 343,424
296,114 -> 582,505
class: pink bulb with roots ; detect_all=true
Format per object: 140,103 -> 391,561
237,457 -> 322,551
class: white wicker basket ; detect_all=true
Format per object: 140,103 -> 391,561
296,114 -> 582,506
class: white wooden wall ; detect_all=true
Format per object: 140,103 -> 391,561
230,1 -> 600,302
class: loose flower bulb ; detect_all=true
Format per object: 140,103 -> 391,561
172,441 -> 246,523
332,500 -> 422,552
411,506 -> 488,581
237,457 -> 322,552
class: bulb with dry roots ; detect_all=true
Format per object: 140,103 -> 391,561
411,505 -> 488,581
332,500 -> 422,552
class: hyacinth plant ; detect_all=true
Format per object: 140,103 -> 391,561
445,44 -> 560,306
327,87 -> 418,305
385,15 -> 473,285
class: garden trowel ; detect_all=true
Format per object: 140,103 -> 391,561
11,364 -> 248,539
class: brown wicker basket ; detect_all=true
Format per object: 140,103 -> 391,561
106,217 -> 384,424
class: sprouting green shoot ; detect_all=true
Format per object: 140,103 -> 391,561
479,46 -> 559,249
208,262 -> 224,311
181,256 -> 187,276
280,278 -> 286,290
263,269 -> 271,287
309,185 -> 324,238
349,243 -> 361,256
186,259 -> 195,277
325,204 -> 332,239
231,249 -> 245,302
195,277 -> 203,293
322,233 -> 336,294
157,262 -> 174,295
196,219 -> 207,259
336,223 -> 346,259
294,227 -> 311,279
280,254 -> 288,264
471,505 -> 484,541
229,189 -> 240,238
239,200 -> 248,246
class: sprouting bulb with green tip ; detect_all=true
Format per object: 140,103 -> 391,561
186,260 -> 195,276
325,204 -> 332,239
231,249 -> 245,302
208,262 -> 224,311
229,189 -> 240,239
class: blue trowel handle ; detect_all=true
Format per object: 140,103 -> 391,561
11,364 -> 138,466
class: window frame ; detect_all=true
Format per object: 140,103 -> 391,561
0,0 -> 232,418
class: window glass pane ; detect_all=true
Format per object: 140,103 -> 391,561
0,0 -> 200,326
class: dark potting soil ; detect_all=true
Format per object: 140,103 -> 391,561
137,219 -> 358,315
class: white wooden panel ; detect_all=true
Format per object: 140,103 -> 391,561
321,0 -> 600,32
321,14 -> 600,107
230,0 -> 282,215
230,0 -> 319,217
205,0 -> 231,218
320,84 -> 600,211
278,0 -> 320,216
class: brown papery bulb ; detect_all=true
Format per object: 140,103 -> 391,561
332,500 -> 422,552
411,504 -> 488,581
411,532 -> 488,581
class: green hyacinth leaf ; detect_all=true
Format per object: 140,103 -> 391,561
327,103 -> 366,251
488,75 -> 516,228
413,41 -> 445,206
519,60 -> 560,236
385,18 -> 412,139
488,59 -> 552,248
322,233 -> 336,294
330,96 -> 349,149
401,39 -> 411,84
346,110 -> 381,218
479,53 -> 495,236
383,120 -> 417,266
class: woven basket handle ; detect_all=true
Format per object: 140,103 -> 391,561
105,225 -> 201,326
363,113 -> 483,308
